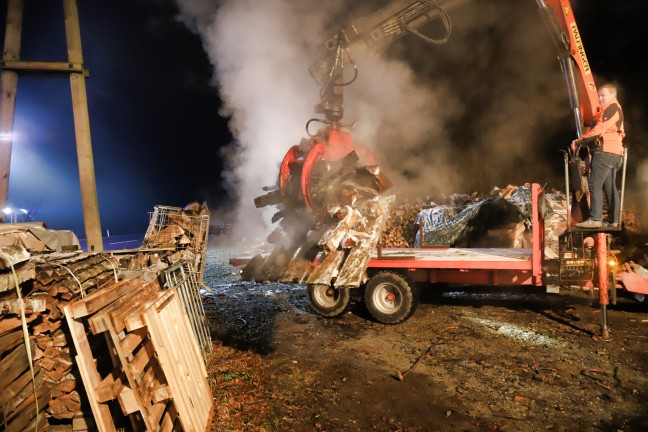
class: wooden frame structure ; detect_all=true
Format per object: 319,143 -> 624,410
64,276 -> 212,431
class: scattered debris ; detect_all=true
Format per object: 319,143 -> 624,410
394,343 -> 434,381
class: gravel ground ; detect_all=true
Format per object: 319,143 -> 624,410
201,244 -> 648,431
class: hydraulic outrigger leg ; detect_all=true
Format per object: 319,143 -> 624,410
597,232 -> 610,338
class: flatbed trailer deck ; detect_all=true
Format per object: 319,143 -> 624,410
369,248 -> 538,286
366,183 -> 545,287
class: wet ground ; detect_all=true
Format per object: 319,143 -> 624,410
202,245 -> 648,431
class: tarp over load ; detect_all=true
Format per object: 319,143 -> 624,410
414,185 -> 533,247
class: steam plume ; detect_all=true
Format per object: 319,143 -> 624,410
175,0 -> 588,239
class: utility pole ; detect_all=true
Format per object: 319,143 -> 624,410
63,0 -> 103,251
0,0 -> 23,221
0,0 -> 103,251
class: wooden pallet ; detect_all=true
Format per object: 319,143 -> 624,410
64,276 -> 212,431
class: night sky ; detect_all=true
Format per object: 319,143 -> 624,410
2,0 -> 231,236
1,0 -> 647,239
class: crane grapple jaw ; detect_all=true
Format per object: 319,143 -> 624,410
247,124 -> 393,285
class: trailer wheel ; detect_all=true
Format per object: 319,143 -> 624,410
307,284 -> 351,318
364,271 -> 417,324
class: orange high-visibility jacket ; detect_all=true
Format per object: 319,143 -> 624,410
581,99 -> 625,155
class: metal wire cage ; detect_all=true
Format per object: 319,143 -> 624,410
160,260 -> 213,358
141,205 -> 210,282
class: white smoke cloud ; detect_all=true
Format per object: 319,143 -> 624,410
175,0 -> 576,240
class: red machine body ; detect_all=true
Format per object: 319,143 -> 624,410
278,127 -> 376,211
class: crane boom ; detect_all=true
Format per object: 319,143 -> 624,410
535,0 -> 599,136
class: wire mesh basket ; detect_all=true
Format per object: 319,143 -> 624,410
141,205 -> 210,282
160,260 -> 213,358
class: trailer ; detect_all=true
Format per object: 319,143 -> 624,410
231,183 -> 648,337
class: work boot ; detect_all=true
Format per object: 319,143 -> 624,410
576,219 -> 602,228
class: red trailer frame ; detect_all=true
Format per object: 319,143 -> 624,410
369,184 -> 545,287
230,183 -> 647,336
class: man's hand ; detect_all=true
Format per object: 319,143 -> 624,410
571,140 -> 579,152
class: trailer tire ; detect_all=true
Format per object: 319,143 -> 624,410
307,284 -> 351,318
364,271 -> 417,324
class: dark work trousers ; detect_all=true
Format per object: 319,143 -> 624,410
588,151 -> 623,222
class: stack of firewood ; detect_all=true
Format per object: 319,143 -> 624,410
29,252 -> 121,421
0,201 -> 212,429
0,246 -> 148,428
1,241 -> 210,429
381,202 -> 427,248
380,190 -> 487,248
1,245 -> 51,430
1,314 -> 50,431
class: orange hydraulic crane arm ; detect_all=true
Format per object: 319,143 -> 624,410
535,0 -> 599,136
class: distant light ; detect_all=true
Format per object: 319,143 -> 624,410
2,207 -> 12,215
19,209 -> 28,214
0,132 -> 15,142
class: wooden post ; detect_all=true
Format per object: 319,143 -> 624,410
0,0 -> 23,219
63,0 -> 103,251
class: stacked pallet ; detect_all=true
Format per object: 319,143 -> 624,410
64,276 -> 212,431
